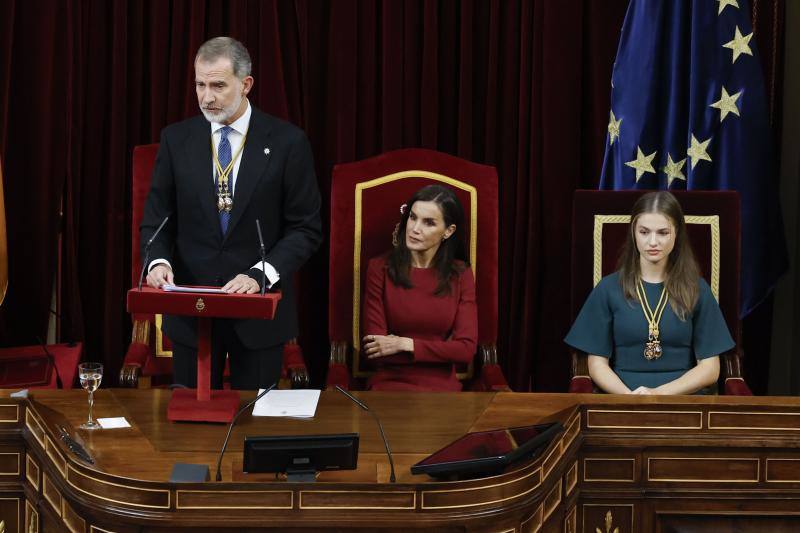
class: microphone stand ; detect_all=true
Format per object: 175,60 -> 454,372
215,383 -> 276,482
335,386 -> 396,483
256,220 -> 267,296
138,216 -> 170,291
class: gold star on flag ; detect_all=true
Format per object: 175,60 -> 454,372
625,146 -> 657,182
663,153 -> 687,187
709,86 -> 742,122
608,110 -> 622,146
723,26 -> 753,63
686,134 -> 712,169
717,0 -> 739,15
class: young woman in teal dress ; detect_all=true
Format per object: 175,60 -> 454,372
565,191 -> 734,395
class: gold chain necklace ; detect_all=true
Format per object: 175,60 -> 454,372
636,279 -> 669,360
210,128 -> 248,213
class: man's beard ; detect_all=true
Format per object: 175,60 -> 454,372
200,92 -> 243,124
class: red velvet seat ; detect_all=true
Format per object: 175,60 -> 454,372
118,144 -> 309,389
325,148 -> 510,392
567,190 -> 752,395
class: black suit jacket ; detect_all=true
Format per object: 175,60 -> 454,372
140,107 -> 322,349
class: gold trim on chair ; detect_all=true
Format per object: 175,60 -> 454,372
352,171 -> 478,379
154,314 -> 173,358
592,214 -> 720,300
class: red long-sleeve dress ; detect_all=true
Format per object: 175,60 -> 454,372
362,255 -> 478,391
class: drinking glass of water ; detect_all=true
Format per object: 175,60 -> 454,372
78,362 -> 103,430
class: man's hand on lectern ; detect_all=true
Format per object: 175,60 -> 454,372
147,264 -> 174,289
222,274 -> 260,294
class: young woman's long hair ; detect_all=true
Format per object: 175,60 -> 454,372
618,191 -> 700,319
387,184 -> 468,296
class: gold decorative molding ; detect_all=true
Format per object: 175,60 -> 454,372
0,404 -> 19,423
582,504 -> 634,533
154,314 -> 173,357
0,452 -> 20,476
565,461 -> 578,496
299,490 -> 416,510
765,458 -> 800,483
520,502 -> 543,533
43,472 -> 62,516
543,479 -> 562,522
351,170 -> 478,378
647,456 -> 760,483
66,464 -> 171,509
542,437 -> 564,480
586,409 -> 703,430
61,499 -> 86,533
90,526 -> 118,533
45,435 -> 67,476
583,458 -> 636,482
592,214 -> 720,300
421,466 -> 542,510
25,410 -> 45,449
25,500 -> 38,533
708,410 -> 800,431
26,454 -> 40,490
564,505 -> 576,533
564,411 -> 581,450
176,490 -> 293,510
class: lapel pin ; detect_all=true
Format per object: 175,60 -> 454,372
264,147 -> 271,156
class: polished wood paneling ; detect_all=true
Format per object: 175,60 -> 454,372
0,497 -> 20,533
583,457 -> 636,483
647,456 -> 760,483
0,451 -> 20,476
1,391 -> 800,531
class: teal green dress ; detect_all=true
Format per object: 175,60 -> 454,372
565,272 -> 734,391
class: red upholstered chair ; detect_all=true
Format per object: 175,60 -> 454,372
567,190 -> 752,395
118,144 -> 309,389
325,148 -> 510,391
0,157 -> 82,389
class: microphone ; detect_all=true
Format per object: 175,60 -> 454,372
138,215 -> 170,291
215,383 -> 276,482
255,219 -> 267,296
335,386 -> 396,483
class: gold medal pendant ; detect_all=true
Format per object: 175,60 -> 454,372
644,336 -> 663,360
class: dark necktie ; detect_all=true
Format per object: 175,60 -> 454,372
217,126 -> 233,235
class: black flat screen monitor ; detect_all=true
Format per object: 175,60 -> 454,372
243,433 -> 359,479
411,422 -> 563,479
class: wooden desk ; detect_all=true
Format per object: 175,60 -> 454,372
1,390 -> 800,532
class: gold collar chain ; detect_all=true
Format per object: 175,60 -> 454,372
636,279 -> 669,360
210,128 -> 248,213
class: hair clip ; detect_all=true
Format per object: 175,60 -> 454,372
400,203 -> 407,215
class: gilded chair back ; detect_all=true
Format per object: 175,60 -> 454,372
328,149 -> 499,380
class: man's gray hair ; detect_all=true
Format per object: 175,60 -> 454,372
195,37 -> 252,78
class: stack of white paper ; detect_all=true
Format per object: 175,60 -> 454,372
252,389 -> 321,418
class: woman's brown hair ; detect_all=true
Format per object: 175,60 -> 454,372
618,191 -> 700,319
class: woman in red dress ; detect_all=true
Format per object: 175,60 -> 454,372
362,184 -> 478,391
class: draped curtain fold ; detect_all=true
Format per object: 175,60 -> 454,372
0,0 -> 784,392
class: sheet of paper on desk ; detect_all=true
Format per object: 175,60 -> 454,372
162,284 -> 227,294
252,389 -> 321,418
97,417 -> 132,429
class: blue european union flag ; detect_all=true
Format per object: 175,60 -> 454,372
599,0 -> 787,316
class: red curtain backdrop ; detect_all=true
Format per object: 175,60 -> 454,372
0,0 -> 785,392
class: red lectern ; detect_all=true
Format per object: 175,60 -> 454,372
127,287 -> 281,423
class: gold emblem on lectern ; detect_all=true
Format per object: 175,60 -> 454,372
196,298 -> 205,312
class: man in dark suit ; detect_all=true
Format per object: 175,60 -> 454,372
141,37 -> 321,390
